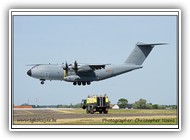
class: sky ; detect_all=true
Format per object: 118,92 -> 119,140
13,13 -> 178,106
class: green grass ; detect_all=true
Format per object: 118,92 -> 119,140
52,108 -> 177,114
108,109 -> 177,115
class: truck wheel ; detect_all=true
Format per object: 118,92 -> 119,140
99,111 -> 102,114
90,109 -> 94,114
104,110 -> 108,114
89,105 -> 94,114
86,108 -> 90,114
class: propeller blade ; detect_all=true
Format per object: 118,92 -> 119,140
63,61 -> 68,70
66,62 -> 68,69
73,60 -> 78,70
74,60 -> 77,69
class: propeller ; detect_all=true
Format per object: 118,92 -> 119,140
73,60 -> 78,70
63,62 -> 68,70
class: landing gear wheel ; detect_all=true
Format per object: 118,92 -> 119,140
78,82 -> 81,85
41,81 -> 44,85
73,82 -> 77,85
82,82 -> 86,86
87,81 -> 91,85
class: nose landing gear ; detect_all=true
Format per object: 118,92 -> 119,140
40,79 -> 45,85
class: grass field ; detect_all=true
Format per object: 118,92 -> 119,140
106,109 -> 177,115
49,108 -> 177,115
13,108 -> 178,125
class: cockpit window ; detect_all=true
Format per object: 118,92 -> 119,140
31,64 -> 40,69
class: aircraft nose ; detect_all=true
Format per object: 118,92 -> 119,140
27,69 -> 32,76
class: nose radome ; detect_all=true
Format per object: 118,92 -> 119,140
27,69 -> 32,76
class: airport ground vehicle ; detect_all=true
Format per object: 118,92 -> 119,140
81,95 -> 110,114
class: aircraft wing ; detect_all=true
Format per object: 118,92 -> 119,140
89,64 -> 107,70
78,64 -> 110,72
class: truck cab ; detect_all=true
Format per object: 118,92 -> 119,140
81,95 -> 110,114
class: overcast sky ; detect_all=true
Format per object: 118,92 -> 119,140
13,13 -> 178,105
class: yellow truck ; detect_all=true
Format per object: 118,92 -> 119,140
81,95 -> 110,114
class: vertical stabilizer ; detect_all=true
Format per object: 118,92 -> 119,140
124,42 -> 166,65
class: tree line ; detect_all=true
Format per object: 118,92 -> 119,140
23,103 -> 82,108
21,98 -> 177,109
117,98 -> 177,109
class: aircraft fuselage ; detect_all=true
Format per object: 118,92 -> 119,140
27,64 -> 142,85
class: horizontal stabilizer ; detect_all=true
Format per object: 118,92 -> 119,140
137,43 -> 168,47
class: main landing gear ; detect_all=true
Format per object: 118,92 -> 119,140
73,81 -> 91,86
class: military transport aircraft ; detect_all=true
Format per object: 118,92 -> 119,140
27,42 -> 166,86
